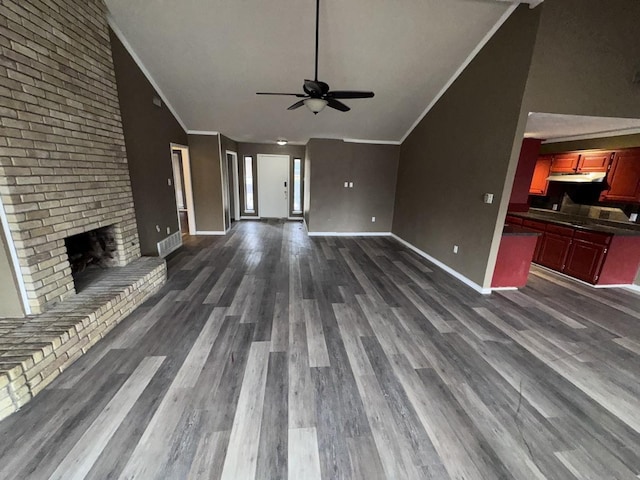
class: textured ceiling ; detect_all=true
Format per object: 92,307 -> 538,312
525,113 -> 640,142
105,0 -> 512,144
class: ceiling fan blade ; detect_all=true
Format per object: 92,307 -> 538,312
287,99 -> 306,110
327,98 -> 350,112
256,92 -> 307,97
326,90 -> 375,99
303,80 -> 323,96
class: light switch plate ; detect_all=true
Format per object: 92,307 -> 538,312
349,182 -> 353,188
344,182 -> 348,188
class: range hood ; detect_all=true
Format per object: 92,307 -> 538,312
546,172 -> 607,183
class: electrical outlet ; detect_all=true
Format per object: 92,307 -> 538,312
453,245 -> 459,254
168,178 -> 172,186
166,227 -> 171,234
631,213 -> 638,222
156,225 -> 160,233
552,203 -> 559,211
371,216 -> 376,222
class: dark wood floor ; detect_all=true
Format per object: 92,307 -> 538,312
1,220 -> 639,479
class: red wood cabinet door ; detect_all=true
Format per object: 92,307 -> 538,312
564,240 -> 607,284
577,151 -> 612,172
537,233 -> 572,271
529,155 -> 552,195
600,149 -> 640,203
550,153 -> 580,173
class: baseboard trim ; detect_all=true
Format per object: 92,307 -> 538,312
390,234 -> 491,295
534,264 -> 638,290
491,286 -> 519,292
194,231 -> 226,235
307,231 -> 392,237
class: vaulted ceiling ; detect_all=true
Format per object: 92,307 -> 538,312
105,0 -> 514,144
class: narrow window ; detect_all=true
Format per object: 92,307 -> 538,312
244,156 -> 254,212
293,158 -> 302,213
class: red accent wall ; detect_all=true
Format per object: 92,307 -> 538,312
508,138 -> 543,212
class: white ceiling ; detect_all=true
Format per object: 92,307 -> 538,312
105,0 -> 513,144
525,113 -> 640,142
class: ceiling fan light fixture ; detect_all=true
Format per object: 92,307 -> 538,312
304,98 -> 328,114
276,138 -> 288,146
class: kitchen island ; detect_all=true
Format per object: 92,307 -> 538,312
506,210 -> 640,285
492,225 -> 541,289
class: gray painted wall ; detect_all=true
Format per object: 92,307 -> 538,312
110,29 -> 188,255
188,134 -> 225,232
521,0 -> 640,119
392,6 -> 541,287
307,139 -> 399,233
236,143 -> 306,218
0,221 -> 24,317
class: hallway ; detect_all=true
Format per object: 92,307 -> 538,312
1,220 -> 639,479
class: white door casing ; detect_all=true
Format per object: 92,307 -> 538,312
257,154 -> 289,218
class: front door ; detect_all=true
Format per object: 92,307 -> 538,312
257,154 -> 289,218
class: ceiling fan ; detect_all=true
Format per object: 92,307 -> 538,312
256,0 -> 374,114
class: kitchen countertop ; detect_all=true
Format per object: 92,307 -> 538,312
507,210 -> 640,236
502,225 -> 541,236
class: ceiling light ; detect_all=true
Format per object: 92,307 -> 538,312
276,139 -> 288,146
304,98 -> 328,114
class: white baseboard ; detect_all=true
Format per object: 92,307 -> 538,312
624,284 -> 640,294
390,234 -> 491,295
491,286 -> 519,292
534,264 -> 638,290
307,231 -> 392,237
194,231 -> 226,235
288,217 -> 304,221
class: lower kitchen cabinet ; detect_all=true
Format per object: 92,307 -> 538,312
537,233 -> 572,271
564,239 -> 607,283
507,214 -> 640,285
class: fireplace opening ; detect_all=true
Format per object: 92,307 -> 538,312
64,225 -> 119,292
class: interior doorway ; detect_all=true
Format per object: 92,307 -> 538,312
257,154 -> 289,218
170,144 -> 195,236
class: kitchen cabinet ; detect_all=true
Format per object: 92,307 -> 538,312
537,225 -> 573,271
550,153 -> 580,173
564,239 -> 607,283
529,155 -> 552,196
577,151 -> 612,172
508,213 -> 640,285
600,148 -> 640,203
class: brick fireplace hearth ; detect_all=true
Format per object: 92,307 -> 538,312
0,0 -> 141,314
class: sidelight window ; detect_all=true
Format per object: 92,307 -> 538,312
293,158 -> 302,213
244,156 -> 254,212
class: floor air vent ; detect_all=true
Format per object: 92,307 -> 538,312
157,231 -> 182,258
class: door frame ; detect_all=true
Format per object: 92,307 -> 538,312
169,143 -> 196,235
257,153 -> 291,218
226,150 -> 240,222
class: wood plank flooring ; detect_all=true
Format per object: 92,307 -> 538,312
1,219 -> 639,479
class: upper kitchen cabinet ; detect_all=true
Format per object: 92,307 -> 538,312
550,152 -> 580,173
529,155 -> 552,196
600,148 -> 640,203
577,151 -> 613,172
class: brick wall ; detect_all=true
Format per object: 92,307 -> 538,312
0,0 -> 140,314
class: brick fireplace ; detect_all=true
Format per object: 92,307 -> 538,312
0,0 -> 141,314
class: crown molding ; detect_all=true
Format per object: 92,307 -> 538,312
107,15 -> 189,133
187,130 -> 220,136
344,138 -> 402,146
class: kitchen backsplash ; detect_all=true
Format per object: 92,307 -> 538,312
530,182 -> 640,223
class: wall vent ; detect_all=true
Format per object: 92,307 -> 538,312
157,231 -> 182,258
